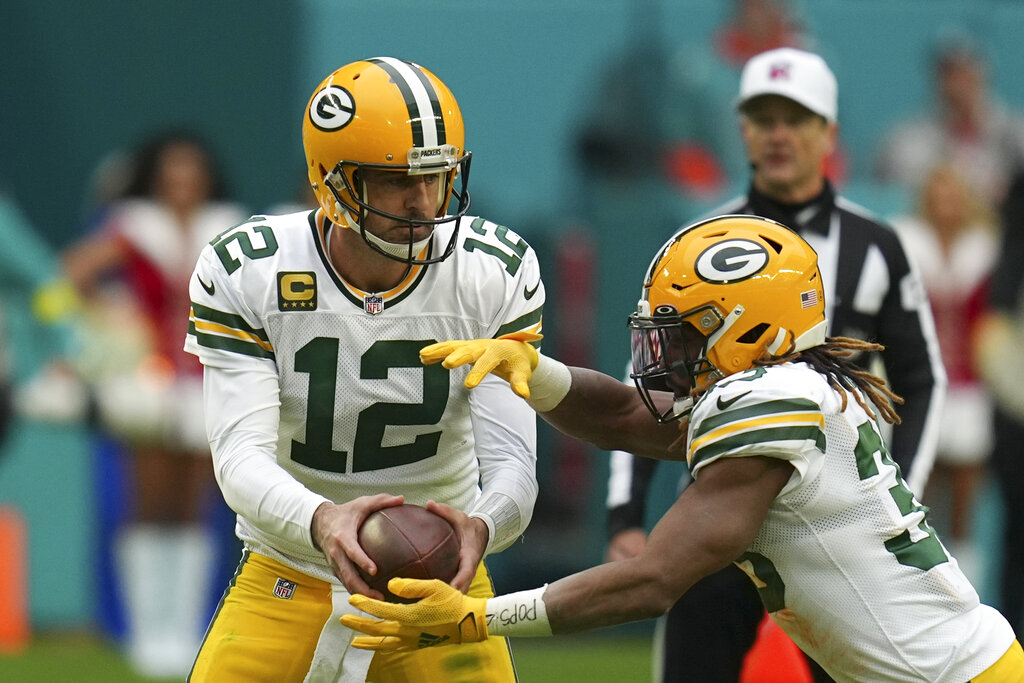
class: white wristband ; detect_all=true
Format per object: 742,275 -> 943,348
485,586 -> 552,637
526,354 -> 572,413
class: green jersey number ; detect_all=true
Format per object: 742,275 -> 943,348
462,217 -> 528,276
853,422 -> 946,571
290,338 -> 449,473
210,219 -> 280,274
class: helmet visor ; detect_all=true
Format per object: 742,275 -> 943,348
628,309 -> 711,423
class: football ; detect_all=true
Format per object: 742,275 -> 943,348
357,504 -> 461,602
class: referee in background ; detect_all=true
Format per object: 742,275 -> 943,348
605,47 -> 946,683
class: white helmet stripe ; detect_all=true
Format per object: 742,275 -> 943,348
369,57 -> 443,148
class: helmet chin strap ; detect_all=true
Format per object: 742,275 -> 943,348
336,201 -> 432,260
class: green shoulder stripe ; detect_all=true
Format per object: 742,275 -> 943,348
189,302 -> 274,360
188,322 -> 275,360
693,398 -> 820,439
191,302 -> 269,341
690,425 -> 826,470
494,305 -> 544,346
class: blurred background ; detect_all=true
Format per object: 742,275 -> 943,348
2,0 -> 1023,679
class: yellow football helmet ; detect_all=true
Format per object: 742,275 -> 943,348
302,57 -> 471,264
628,214 -> 827,422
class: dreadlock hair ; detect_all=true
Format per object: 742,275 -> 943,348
756,336 -> 903,425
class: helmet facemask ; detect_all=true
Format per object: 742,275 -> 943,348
629,303 -> 724,423
321,149 -> 472,266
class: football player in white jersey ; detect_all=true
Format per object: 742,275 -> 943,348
185,58 -> 543,682
340,215 -> 1024,682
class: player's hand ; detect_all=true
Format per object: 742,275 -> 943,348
420,332 -> 542,398
342,578 -> 489,652
311,494 -> 405,599
424,501 -> 486,592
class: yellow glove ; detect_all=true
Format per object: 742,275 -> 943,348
341,578 -> 489,652
420,332 -> 542,399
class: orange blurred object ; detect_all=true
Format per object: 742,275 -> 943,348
0,506 -> 29,652
662,143 -> 727,198
740,612 -> 812,683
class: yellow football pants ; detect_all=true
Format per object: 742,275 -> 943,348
972,638 -> 1024,682
189,550 -> 517,683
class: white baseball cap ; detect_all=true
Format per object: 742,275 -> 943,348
737,47 -> 838,123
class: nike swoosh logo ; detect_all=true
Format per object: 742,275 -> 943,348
524,280 -> 540,300
197,274 -> 216,296
716,391 -> 751,410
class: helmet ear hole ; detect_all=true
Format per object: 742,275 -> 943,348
761,236 -> 783,254
737,322 -> 770,344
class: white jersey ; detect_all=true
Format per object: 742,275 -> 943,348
687,362 -> 1014,682
184,209 -> 543,581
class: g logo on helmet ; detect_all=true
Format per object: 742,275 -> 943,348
695,239 -> 769,284
309,85 -> 355,132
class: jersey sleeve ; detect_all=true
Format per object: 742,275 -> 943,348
467,374 -> 539,555
184,221 -> 276,371
183,220 -> 328,553
687,367 -> 827,489
461,220 -> 545,553
205,364 -> 330,553
481,225 -> 545,341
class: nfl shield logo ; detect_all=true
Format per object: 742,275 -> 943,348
364,295 -> 384,315
273,577 -> 297,600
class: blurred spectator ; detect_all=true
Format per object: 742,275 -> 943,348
568,0 -> 817,380
0,192 -> 83,434
975,165 -> 1024,638
874,29 -> 1024,208
664,0 -> 852,195
713,0 -> 809,69
59,130 -> 247,677
892,164 -> 998,583
572,0 -> 819,219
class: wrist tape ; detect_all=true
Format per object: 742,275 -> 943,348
525,355 -> 571,412
485,586 -> 552,637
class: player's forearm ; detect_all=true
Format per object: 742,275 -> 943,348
542,559 -> 679,634
481,559 -> 675,639
469,376 -> 539,554
469,490 -> 532,555
211,428 -> 330,550
206,365 -> 330,551
541,366 -> 681,459
500,465 -> 773,636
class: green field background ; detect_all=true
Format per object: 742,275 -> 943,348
0,631 -> 652,683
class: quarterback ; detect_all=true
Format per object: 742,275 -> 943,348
342,215 -> 1023,682
184,58 -> 542,682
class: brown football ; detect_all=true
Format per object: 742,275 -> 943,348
356,504 -> 461,603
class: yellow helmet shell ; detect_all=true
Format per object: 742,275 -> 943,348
643,214 -> 827,387
302,57 -> 467,227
